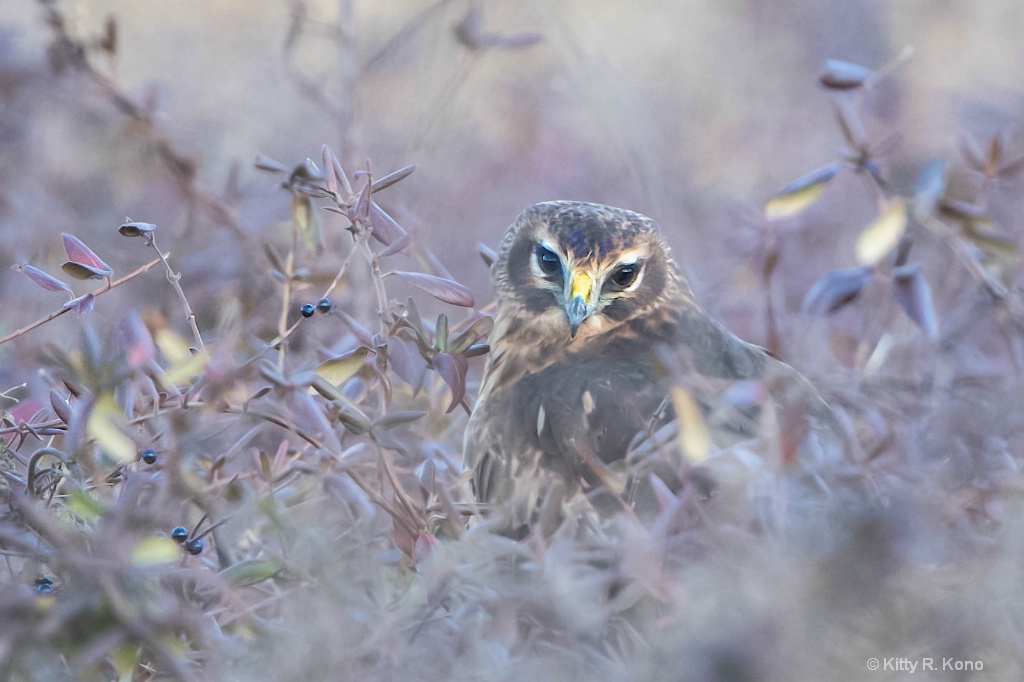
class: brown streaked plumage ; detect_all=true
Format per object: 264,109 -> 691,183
464,201 -> 843,533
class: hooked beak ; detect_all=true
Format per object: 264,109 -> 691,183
566,272 -> 595,338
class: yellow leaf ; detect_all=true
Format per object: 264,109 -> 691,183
67,490 -> 107,521
293,194 -> 324,255
132,536 -> 181,566
111,645 -> 141,682
856,199 -> 907,266
670,387 -> 710,463
764,164 -> 841,220
87,393 -> 136,463
315,347 -> 372,386
765,185 -> 827,220
155,328 -> 191,363
156,329 -> 209,385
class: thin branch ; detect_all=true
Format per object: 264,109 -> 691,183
0,256 -> 163,346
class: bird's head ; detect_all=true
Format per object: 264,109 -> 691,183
492,201 -> 683,342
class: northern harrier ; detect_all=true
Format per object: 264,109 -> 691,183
464,201 -> 844,534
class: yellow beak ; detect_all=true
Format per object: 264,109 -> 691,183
570,272 -> 593,301
566,272 -> 595,338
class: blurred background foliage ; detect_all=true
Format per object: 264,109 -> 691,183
0,0 -> 1022,680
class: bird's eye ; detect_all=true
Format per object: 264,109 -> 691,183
535,246 -> 561,275
610,264 -> 639,288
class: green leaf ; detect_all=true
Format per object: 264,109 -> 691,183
67,491 -> 107,521
220,558 -> 283,587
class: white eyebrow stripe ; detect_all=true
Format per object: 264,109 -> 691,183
613,247 -> 649,265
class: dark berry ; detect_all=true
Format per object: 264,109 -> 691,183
141,448 -> 157,464
171,526 -> 189,543
185,539 -> 204,555
300,303 -> 315,318
36,583 -> 54,594
316,297 -> 332,313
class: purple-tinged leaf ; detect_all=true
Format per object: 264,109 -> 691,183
374,410 -> 427,430
379,233 -> 413,258
463,343 -> 489,358
322,144 -> 354,199
478,242 -> 497,268
100,15 -> 118,54
892,267 -> 938,339
892,236 -> 913,268
368,203 -> 409,247
63,292 -> 95,315
802,266 -> 875,315
386,271 -> 475,307
453,7 -> 484,48
16,264 -> 72,294
939,199 -> 986,221
118,310 -> 155,370
371,164 -> 417,193
998,153 -> 1024,177
337,310 -> 375,347
819,59 -> 873,90
386,336 -> 428,394
420,246 -> 455,281
255,154 -> 289,173
913,159 -> 947,220
62,233 -> 112,277
453,8 -> 542,51
959,133 -> 986,172
987,130 -> 1008,173
263,244 -> 286,273
288,158 -> 322,186
764,163 -> 842,220
432,351 -> 467,413
491,32 -> 543,48
118,221 -> 156,237
347,181 -> 371,224
49,389 -> 73,425
834,97 -> 868,150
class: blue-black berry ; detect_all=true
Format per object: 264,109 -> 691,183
171,526 -> 189,543
316,298 -> 332,313
185,539 -> 204,555
300,303 -> 316,317
141,448 -> 157,464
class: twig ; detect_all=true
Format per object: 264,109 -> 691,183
0,256 -> 162,346
143,234 -> 204,350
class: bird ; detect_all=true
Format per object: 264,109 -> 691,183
463,201 -> 845,535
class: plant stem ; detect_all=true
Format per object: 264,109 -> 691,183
147,235 -> 205,350
0,256 -> 162,347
